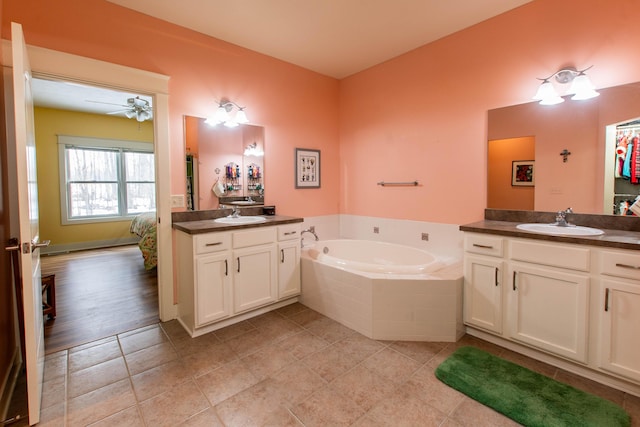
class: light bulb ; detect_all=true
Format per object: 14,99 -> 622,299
570,74 -> 599,100
235,108 -> 249,124
533,80 -> 564,105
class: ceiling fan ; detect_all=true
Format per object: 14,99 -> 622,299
110,96 -> 153,122
87,96 -> 153,122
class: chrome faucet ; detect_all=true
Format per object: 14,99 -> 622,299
301,227 -> 319,248
230,206 -> 241,218
555,207 -> 573,226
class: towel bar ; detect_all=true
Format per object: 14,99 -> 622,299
377,181 -> 419,186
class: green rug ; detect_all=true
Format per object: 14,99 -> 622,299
435,346 -> 631,427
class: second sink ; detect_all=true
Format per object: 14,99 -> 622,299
516,223 -> 604,236
214,216 -> 267,225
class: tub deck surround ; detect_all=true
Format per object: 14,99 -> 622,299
300,240 -> 464,342
460,209 -> 640,250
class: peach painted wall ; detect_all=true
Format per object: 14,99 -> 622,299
339,0 -> 640,224
2,0 -> 340,219
487,137 -> 535,210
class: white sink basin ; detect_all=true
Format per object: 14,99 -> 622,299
229,201 -> 258,206
516,223 -> 604,236
214,216 -> 267,225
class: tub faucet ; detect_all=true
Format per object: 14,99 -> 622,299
555,207 -> 573,226
301,227 -> 319,248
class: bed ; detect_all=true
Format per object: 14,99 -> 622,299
129,212 -> 157,270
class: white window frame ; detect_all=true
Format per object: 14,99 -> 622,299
58,135 -> 155,224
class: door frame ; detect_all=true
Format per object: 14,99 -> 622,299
2,40 -> 176,321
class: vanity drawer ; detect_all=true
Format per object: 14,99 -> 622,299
233,227 -> 277,248
600,250 -> 640,281
195,232 -> 231,255
464,234 -> 504,257
510,239 -> 590,272
278,224 -> 301,241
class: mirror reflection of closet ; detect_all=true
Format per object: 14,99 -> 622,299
611,118 -> 640,215
184,115 -> 265,211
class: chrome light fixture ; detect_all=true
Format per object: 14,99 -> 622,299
205,99 -> 250,127
532,66 -> 599,105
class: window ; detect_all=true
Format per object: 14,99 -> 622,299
58,136 -> 155,223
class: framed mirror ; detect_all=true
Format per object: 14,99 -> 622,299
487,81 -> 640,215
184,115 -> 265,210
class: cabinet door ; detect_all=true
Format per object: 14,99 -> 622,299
233,244 -> 277,313
195,252 -> 232,326
278,240 -> 301,299
599,279 -> 640,382
464,255 -> 503,334
507,263 -> 589,363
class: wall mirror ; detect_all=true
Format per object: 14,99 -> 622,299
487,81 -> 640,216
184,115 -> 265,210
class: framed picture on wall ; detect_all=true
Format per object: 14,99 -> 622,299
512,160 -> 535,186
295,148 -> 321,188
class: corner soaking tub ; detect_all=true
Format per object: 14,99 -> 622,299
300,239 -> 464,342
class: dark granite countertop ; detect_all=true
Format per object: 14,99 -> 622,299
172,214 -> 303,235
460,209 -> 640,251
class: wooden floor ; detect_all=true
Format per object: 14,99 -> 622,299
41,245 -> 158,354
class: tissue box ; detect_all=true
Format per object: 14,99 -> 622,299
262,206 -> 276,216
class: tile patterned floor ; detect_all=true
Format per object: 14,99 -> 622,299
32,302 -> 639,426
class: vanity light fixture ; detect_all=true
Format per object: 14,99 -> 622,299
205,99 -> 250,127
532,66 -> 599,105
244,142 -> 264,157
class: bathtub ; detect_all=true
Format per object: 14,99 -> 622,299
300,239 -> 464,342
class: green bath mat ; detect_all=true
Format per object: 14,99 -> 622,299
435,346 -> 630,427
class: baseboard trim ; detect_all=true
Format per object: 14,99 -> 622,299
0,348 -> 22,425
41,237 -> 140,255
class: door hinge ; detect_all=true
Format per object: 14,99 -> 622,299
22,242 -> 30,254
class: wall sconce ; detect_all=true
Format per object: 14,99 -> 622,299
532,67 -> 599,105
205,99 -> 249,127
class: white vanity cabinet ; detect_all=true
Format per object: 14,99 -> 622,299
176,221 -> 301,336
232,227 -> 278,313
596,249 -> 640,382
463,234 -> 505,334
507,240 -> 590,364
277,224 -> 302,299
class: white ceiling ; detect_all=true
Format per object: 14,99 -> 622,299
33,0 -> 532,116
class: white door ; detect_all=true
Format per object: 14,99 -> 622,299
10,22 -> 46,425
463,255 -> 504,334
233,245 -> 277,313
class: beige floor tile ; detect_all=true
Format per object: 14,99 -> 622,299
255,316 -> 304,343
212,319 -> 255,342
242,343 -> 297,381
366,387 -> 448,427
288,308 -> 327,327
87,406 -> 144,427
171,332 -> 221,357
215,380 -> 287,426
291,385 -> 365,427
225,328 -> 275,357
182,341 -> 237,378
195,359 -> 259,405
403,363 -> 465,414
68,339 -> 122,373
43,351 -> 67,382
624,393 -> 640,426
361,346 -> 422,385
263,361 -> 326,405
139,380 -> 210,427
331,364 -> 395,411
179,407 -> 225,426
302,343 -> 362,381
67,378 -> 136,426
275,302 -> 309,318
124,341 -> 178,375
331,333 -> 385,362
450,397 -> 521,427
262,406 -> 305,426
130,359 -> 193,402
118,324 -> 168,355
160,319 -> 191,342
389,340 -> 446,364
68,357 -> 128,398
277,330 -> 330,360
41,375 -> 66,410
305,317 -> 357,343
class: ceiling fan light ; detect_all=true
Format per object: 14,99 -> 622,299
125,110 -> 136,119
